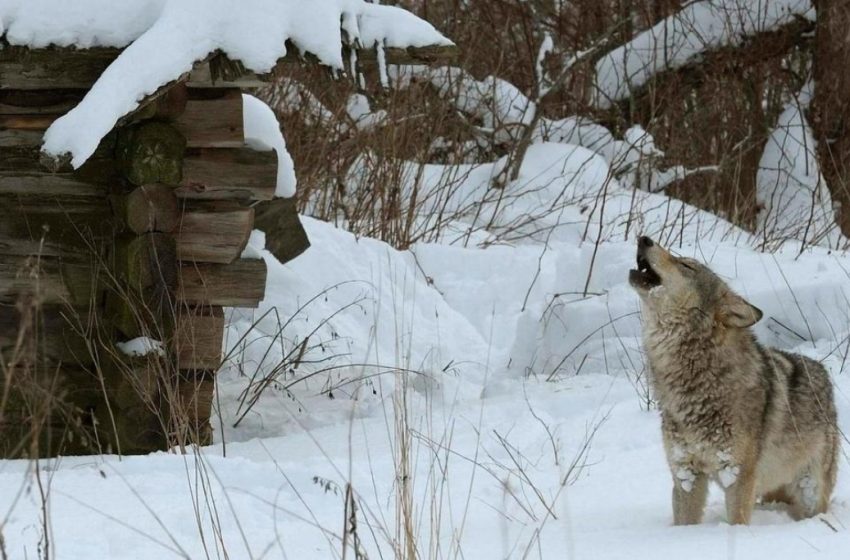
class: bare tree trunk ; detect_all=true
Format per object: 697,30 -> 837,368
810,0 -> 850,234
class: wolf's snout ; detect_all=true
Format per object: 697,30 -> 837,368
639,236 -> 654,249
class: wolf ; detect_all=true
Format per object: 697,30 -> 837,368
629,236 -> 839,525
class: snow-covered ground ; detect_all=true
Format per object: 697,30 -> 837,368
2,143 -> 850,558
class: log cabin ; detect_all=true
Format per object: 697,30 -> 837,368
0,2 -> 454,457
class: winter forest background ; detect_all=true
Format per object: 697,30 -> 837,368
3,1 -> 850,559
261,0 -> 848,252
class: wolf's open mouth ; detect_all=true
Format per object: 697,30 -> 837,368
629,254 -> 661,289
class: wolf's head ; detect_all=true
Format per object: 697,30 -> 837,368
628,237 -> 762,330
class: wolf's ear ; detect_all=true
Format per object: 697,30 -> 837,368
718,292 -> 763,328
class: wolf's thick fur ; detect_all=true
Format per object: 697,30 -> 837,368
629,237 -> 839,525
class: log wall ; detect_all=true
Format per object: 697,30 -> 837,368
0,53 -> 291,456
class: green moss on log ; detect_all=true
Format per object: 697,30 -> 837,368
116,121 -> 186,186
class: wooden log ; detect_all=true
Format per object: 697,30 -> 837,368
114,184 -> 180,234
113,404 -> 166,454
174,306 -> 224,370
343,44 -> 458,66
176,202 -> 254,264
174,88 -> 244,148
132,81 -> 189,122
0,89 -> 85,115
178,258 -> 267,307
0,128 -> 44,148
0,256 -> 94,306
0,172 -> 113,258
254,196 -> 311,265
0,168 -> 109,195
178,147 -> 276,201
173,371 -> 215,445
107,233 -> 178,338
0,307 -> 95,366
1,132 -> 118,173
104,352 -> 165,408
116,121 -> 187,186
114,233 -> 178,291
0,45 -> 118,90
0,114 -> 56,130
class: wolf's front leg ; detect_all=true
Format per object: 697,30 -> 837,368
672,470 -> 708,525
723,454 -> 757,524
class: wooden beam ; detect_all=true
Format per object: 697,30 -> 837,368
178,258 -> 267,307
0,307 -> 95,366
107,233 -> 178,338
172,370 -> 215,445
114,184 -> 180,235
178,147 -> 276,201
174,88 -> 244,148
176,202 -> 254,264
0,168 -> 114,258
174,306 -> 224,370
0,256 -> 94,306
0,89 -> 85,115
254,196 -> 311,265
0,44 -> 117,90
113,233 -> 178,292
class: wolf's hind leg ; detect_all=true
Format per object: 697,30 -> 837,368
786,472 -> 821,520
788,448 -> 836,519
672,472 -> 708,525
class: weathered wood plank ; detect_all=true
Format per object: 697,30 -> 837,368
174,88 -> 244,148
178,258 -> 267,307
107,233 -> 178,338
0,170 -> 109,197
0,128 -> 43,148
178,147 -> 276,201
176,202 -> 254,264
174,306 -> 224,370
0,45 -> 117,89
0,169 -> 114,257
0,114 -> 56,130
1,134 -> 117,172
0,256 -> 94,306
0,307 -> 95,366
174,371 -> 215,445
254,196 -> 311,265
0,89 -> 84,115
115,184 -> 180,235
113,233 -> 178,292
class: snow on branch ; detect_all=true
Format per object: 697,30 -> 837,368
389,64 -> 711,189
592,0 -> 814,108
0,0 -> 452,168
756,84 -> 847,251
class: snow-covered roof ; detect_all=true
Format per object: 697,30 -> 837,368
0,0 -> 453,168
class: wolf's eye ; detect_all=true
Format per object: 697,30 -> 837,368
679,261 -> 696,271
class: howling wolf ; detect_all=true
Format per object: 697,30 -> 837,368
629,236 -> 838,525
